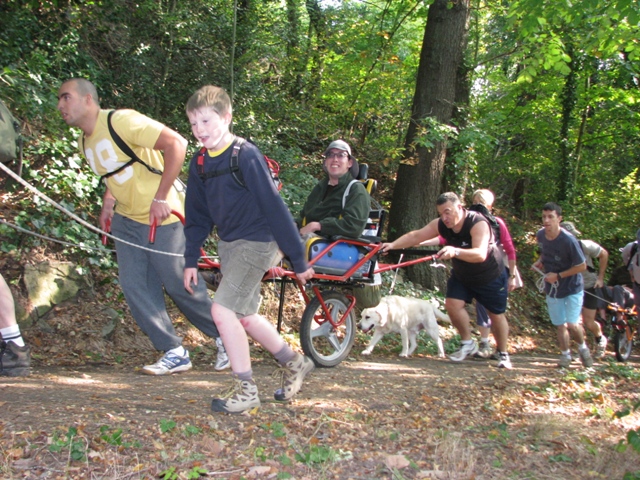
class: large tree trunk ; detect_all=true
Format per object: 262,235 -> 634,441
387,0 -> 470,288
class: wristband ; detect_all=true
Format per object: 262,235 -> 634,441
557,272 -> 563,280
152,198 -> 168,204
509,275 -> 516,279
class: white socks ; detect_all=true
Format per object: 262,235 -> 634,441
1,325 -> 25,347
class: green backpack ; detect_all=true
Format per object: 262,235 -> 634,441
0,100 -> 20,164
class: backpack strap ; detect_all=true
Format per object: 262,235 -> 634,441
626,242 -> 639,269
342,179 -> 360,209
100,110 -> 163,181
468,204 -> 500,244
197,137 -> 246,187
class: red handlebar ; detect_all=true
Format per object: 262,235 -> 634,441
149,219 -> 157,244
149,210 -> 185,244
102,219 -> 111,245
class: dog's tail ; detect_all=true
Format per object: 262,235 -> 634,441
431,302 -> 451,324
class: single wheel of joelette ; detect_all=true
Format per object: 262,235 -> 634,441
300,291 -> 356,368
613,327 -> 634,362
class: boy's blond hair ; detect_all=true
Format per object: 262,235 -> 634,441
186,85 -> 232,116
472,188 -> 495,208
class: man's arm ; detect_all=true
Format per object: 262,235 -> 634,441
380,218 -> 440,253
545,262 -> 587,284
149,127 -> 188,223
596,247 -> 609,288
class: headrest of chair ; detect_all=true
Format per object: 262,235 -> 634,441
349,160 -> 360,179
357,163 -> 369,181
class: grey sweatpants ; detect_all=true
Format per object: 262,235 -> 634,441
111,214 -> 219,351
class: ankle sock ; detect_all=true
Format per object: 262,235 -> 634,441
274,344 -> 297,366
234,370 -> 253,382
561,349 -> 571,357
168,346 -> 187,357
1,325 -> 25,347
481,337 -> 490,344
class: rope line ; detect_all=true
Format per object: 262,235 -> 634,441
0,161 -> 183,257
531,263 -> 627,308
531,265 -> 559,297
0,218 -> 115,253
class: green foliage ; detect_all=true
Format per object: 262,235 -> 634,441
260,421 -> 287,438
182,424 -> 202,437
0,0 -> 639,276
159,419 -> 177,434
614,397 -> 640,454
4,136 -> 114,267
48,426 -> 87,462
414,116 -> 459,151
98,425 -> 141,448
295,445 -> 352,465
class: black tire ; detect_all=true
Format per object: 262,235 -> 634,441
613,327 -> 633,362
299,291 -> 356,368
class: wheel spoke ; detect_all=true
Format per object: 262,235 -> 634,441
326,331 -> 342,351
309,321 -> 333,339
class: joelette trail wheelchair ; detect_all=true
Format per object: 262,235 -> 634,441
180,163 -> 440,368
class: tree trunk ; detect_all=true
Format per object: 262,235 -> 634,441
387,0 -> 470,289
558,43 -> 578,202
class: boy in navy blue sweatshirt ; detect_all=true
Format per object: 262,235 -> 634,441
183,85 -> 315,414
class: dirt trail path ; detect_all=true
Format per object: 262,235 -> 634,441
2,353 -> 639,479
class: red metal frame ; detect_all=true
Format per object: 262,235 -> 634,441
141,210 -> 439,330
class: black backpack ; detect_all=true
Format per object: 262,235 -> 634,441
0,100 -> 21,165
468,203 -> 501,244
196,137 -> 282,191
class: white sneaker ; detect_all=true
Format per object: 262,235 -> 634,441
594,336 -> 607,359
142,350 -> 192,375
211,376 -> 260,414
557,354 -> 572,368
215,337 -> 230,371
449,341 -> 479,362
579,347 -> 593,368
497,353 -> 512,369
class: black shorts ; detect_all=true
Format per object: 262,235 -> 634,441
446,269 -> 508,314
583,287 -> 598,310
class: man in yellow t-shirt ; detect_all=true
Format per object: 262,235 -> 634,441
57,78 -> 228,375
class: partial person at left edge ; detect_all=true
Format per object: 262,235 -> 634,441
57,78 -> 228,375
0,273 -> 31,376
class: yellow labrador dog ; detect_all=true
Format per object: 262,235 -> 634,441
359,295 -> 450,357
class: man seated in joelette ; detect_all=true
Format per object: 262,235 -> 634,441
298,140 -> 370,239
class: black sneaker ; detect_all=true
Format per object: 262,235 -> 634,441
0,341 -> 31,377
200,268 -> 222,291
